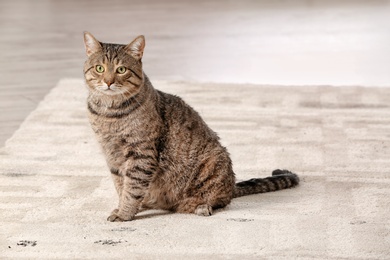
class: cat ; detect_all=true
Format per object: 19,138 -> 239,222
83,32 -> 299,222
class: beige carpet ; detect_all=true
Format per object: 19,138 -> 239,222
1,79 -> 390,259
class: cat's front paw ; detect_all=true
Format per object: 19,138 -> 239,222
107,209 -> 133,222
107,213 -> 125,222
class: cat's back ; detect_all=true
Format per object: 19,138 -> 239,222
156,90 -> 219,142
155,89 -> 226,173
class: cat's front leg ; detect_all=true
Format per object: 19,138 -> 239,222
109,168 -> 123,197
107,161 -> 156,222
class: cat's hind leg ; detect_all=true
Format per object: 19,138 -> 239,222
175,156 -> 235,217
195,204 -> 213,216
175,198 -> 213,216
175,195 -> 229,217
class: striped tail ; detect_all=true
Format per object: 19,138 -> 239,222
233,169 -> 299,198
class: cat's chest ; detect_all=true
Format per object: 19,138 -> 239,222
89,113 -> 159,150
89,113 -> 142,137
88,106 -> 162,167
89,117 -> 135,166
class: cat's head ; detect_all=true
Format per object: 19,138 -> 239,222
83,32 -> 145,97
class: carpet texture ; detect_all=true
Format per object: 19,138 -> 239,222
1,79 -> 390,259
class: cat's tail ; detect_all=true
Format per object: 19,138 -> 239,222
233,169 -> 299,198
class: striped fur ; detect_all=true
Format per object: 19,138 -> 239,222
234,169 -> 299,198
83,32 -> 299,222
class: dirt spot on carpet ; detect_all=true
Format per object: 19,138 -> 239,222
94,239 -> 127,246
350,220 -> 367,225
227,218 -> 254,222
17,240 -> 37,247
110,227 -> 136,232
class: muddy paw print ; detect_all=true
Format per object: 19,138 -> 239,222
17,240 -> 37,247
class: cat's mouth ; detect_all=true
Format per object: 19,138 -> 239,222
98,87 -> 133,97
101,88 -> 119,96
94,84 -> 135,97
96,85 -> 121,95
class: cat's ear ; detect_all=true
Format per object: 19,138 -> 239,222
125,35 -> 145,60
83,32 -> 102,57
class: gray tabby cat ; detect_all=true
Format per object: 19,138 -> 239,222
83,32 -> 299,222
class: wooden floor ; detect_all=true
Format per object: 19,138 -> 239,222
0,0 -> 389,147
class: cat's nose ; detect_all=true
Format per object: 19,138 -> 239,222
105,81 -> 113,87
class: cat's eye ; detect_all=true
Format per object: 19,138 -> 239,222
95,65 -> 105,73
116,66 -> 127,74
